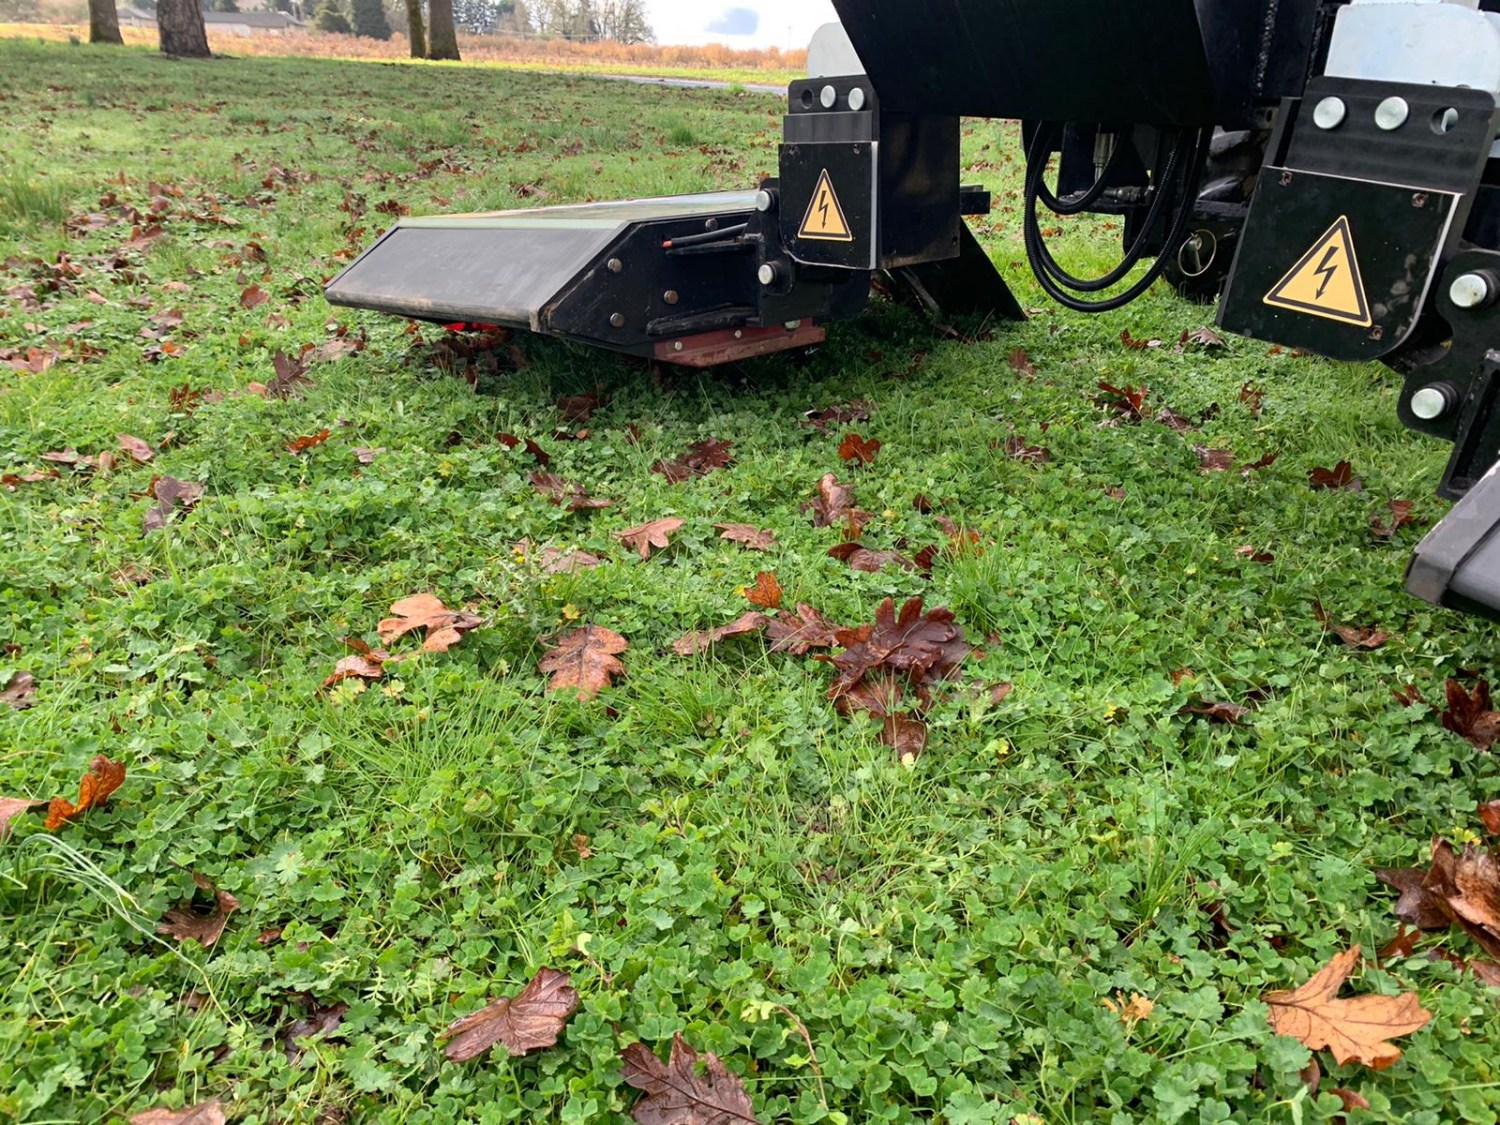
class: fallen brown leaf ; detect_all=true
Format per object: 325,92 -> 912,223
530,471 -> 612,512
804,473 -> 860,528
239,283 -> 270,309
129,1097 -> 227,1125
439,967 -> 579,1062
621,1032 -> 761,1125
745,571 -> 782,609
1,670 -> 36,710
1441,679 -> 1500,750
285,429 -> 331,454
539,626 -> 627,699
615,518 -> 684,560
118,433 -> 156,462
715,523 -> 776,552
157,872 -> 240,948
1313,602 -> 1390,650
1371,500 -> 1415,539
672,611 -> 770,656
45,755 -> 125,831
838,432 -> 881,465
376,593 -> 484,653
1309,461 -> 1362,492
1264,945 -> 1431,1068
766,604 -> 842,655
0,796 -> 42,839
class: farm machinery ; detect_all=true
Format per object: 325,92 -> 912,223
326,0 -> 1500,622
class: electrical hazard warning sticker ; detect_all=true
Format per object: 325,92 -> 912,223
798,169 -> 854,242
1262,216 -> 1372,327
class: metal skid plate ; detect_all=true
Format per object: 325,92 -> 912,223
1407,459 -> 1500,622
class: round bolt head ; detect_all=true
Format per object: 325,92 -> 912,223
819,84 -> 837,109
609,312 -> 625,328
1375,96 -> 1409,131
1312,96 -> 1346,130
757,263 -> 778,286
848,87 -> 866,112
672,341 -> 683,352
663,289 -> 679,305
1450,271 -> 1491,309
784,319 -> 802,330
1410,384 -> 1452,421
753,189 -> 774,212
607,257 -> 623,274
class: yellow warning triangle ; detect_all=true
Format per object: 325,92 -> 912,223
1263,215 -> 1372,327
798,169 -> 854,242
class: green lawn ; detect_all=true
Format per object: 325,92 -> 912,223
2,38 -> 1499,1125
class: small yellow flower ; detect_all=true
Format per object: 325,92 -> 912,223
562,603 -> 581,621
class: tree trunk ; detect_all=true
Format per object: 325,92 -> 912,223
156,0 -> 211,57
89,0 -> 124,44
426,0 -> 459,60
404,0 -> 424,58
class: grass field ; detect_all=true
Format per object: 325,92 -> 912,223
2,37 -> 1500,1125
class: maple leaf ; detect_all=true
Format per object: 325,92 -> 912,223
766,604 -> 842,655
0,796 -> 42,839
804,473 -> 860,528
616,518 -> 684,560
514,541 -> 603,574
1096,382 -> 1148,421
827,543 -> 916,573
256,350 -> 312,399
1007,347 -> 1037,379
1180,700 -> 1251,725
1312,602 -> 1390,650
1264,946 -> 1431,1068
280,997 -> 348,1064
714,523 -> 776,552
802,401 -> 871,433
837,432 -> 881,465
820,598 -> 971,715
239,282 -> 270,309
620,1032 -> 762,1125
322,639 -> 390,689
1002,435 -> 1050,463
129,1097 -> 227,1125
882,713 -> 927,762
530,471 -> 612,512
1371,499 -> 1416,539
539,626 -> 627,699
1240,451 -> 1279,476
1309,461 -> 1363,492
1184,325 -> 1226,349
440,967 -> 579,1062
377,594 -> 485,653
1378,839 -> 1500,959
556,390 -> 608,423
496,433 -> 551,467
652,438 -> 734,484
117,433 -> 156,462
143,476 -> 205,535
1119,330 -> 1161,350
157,872 -> 240,948
745,571 -> 782,609
672,611 -> 770,656
1440,679 -> 1500,749
285,429 -> 331,454
1480,799 -> 1500,838
1,670 -> 36,710
45,755 -> 125,831
1240,381 -> 1265,417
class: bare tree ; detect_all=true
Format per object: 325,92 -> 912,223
89,0 -> 123,43
427,0 -> 460,58
156,0 -> 210,55
597,0 -> 650,43
404,0 -> 424,56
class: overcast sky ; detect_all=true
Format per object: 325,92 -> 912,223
645,0 -> 840,49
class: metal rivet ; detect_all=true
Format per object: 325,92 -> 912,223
848,87 -> 866,112
1313,96 -> 1346,130
609,312 -> 625,328
819,85 -> 837,109
663,290 -> 679,305
673,341 -> 683,351
1450,272 -> 1492,309
1375,96 -> 1409,130
733,330 -> 743,339
1411,384 -> 1454,421
607,258 -> 622,274
705,217 -> 719,231
754,189 -> 774,212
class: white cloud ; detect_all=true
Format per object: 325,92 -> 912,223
646,0 -> 839,49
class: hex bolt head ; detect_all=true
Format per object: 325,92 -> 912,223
819,84 -> 837,109
1375,96 -> 1409,131
848,87 -> 866,112
1449,271 -> 1493,309
1410,384 -> 1455,421
1312,96 -> 1346,130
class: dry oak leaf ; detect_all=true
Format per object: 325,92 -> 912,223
616,518 -> 684,560
539,625 -> 627,700
129,1097 -> 227,1125
745,571 -> 782,610
1,670 -> 36,710
766,603 -> 842,655
714,523 -> 776,552
377,593 -> 485,653
1264,945 -> 1432,1069
0,796 -> 43,840
672,611 -> 770,657
838,432 -> 881,465
1441,678 -> 1500,750
117,433 -> 156,462
157,872 -> 241,948
45,755 -> 126,831
439,967 -> 579,1062
620,1031 -> 762,1125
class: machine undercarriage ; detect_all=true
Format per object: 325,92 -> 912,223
327,0 -> 1500,623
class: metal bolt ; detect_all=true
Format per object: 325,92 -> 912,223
673,341 -> 683,352
1413,192 -> 1428,208
757,262 -> 780,286
848,87 -> 866,112
753,189 -> 774,212
1450,271 -> 1492,309
705,217 -> 719,231
607,258 -> 622,274
1375,96 -> 1409,130
1279,171 -> 1294,187
609,312 -> 625,328
1411,384 -> 1455,421
819,84 -> 837,109
1369,325 -> 1384,341
784,320 -> 802,330
1312,96 -> 1346,130
733,330 -> 743,339
663,290 -> 679,305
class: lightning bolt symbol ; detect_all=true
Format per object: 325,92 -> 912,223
818,190 -> 830,228
1313,246 -> 1340,300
